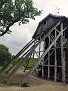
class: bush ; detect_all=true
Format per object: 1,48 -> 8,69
19,82 -> 29,87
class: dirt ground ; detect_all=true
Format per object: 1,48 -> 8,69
0,82 -> 68,91
0,71 -> 68,91
0,78 -> 68,91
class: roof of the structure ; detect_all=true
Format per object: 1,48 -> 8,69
39,13 -> 68,25
32,13 -> 68,39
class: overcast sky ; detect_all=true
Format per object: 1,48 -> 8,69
0,0 -> 68,55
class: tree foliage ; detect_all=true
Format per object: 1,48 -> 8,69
0,0 -> 41,36
0,44 -> 12,66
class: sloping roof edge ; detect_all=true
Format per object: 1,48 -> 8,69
32,13 -> 68,39
39,13 -> 68,25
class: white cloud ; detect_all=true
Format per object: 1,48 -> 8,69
0,23 -> 32,54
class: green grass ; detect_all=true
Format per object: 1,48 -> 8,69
0,58 -> 37,86
8,78 -> 19,85
19,66 -> 25,70
19,58 -> 37,70
0,73 -> 27,86
0,73 -> 8,83
0,66 -> 3,70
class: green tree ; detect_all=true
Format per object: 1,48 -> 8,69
0,0 -> 41,36
0,44 -> 12,66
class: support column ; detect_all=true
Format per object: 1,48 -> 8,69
38,37 -> 41,76
42,40 -> 44,77
33,43 -> 36,74
42,61 -> 44,77
61,23 -> 66,84
48,35 -> 50,79
54,29 -> 57,81
39,37 -> 41,58
33,44 -> 35,64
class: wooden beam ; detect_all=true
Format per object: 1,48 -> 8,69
42,62 -> 44,77
61,23 -> 66,84
39,37 -> 41,58
23,55 -> 31,72
38,37 -> 41,76
42,41 -> 45,77
40,65 -> 61,67
54,28 -> 57,81
48,35 -> 50,79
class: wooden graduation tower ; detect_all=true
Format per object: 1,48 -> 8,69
32,14 -> 68,83
0,14 -> 68,84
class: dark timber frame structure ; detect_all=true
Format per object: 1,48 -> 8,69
0,14 -> 68,84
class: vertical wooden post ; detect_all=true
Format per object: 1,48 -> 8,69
33,42 -> 35,64
33,50 -> 35,59
39,37 -> 41,58
42,62 -> 44,77
42,41 -> 45,77
38,37 -> 41,76
33,42 -> 36,74
61,23 -> 66,84
48,35 -> 50,79
54,28 -> 57,81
